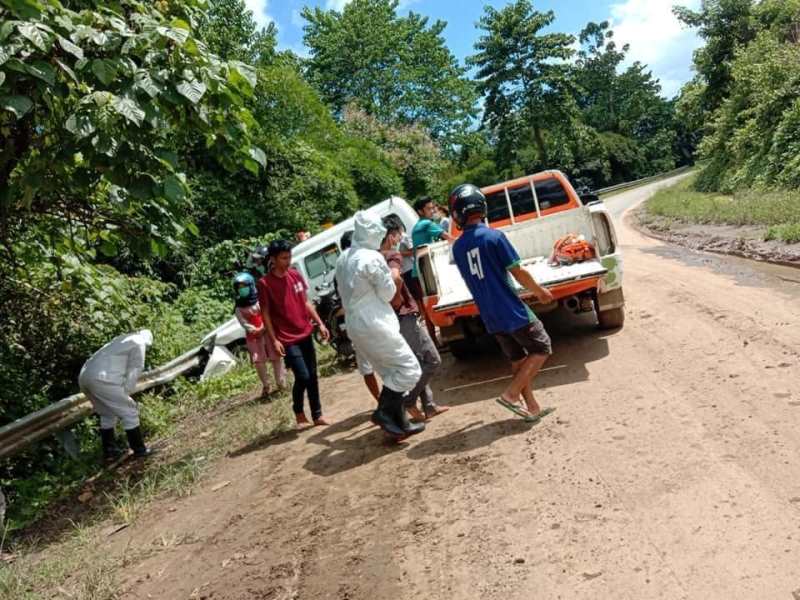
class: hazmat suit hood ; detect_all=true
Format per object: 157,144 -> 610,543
352,211 -> 386,251
139,329 -> 153,347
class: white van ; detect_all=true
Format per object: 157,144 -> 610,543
201,196 -> 418,350
290,196 -> 418,301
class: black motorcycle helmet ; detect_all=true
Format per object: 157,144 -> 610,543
449,183 -> 487,229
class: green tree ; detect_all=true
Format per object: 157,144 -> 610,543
469,0 -> 576,168
197,0 -> 278,66
301,0 -> 476,145
0,0 -> 264,265
673,0 -> 757,113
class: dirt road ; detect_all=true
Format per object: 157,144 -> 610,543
120,175 -> 800,600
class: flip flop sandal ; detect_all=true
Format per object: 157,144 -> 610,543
524,406 -> 556,423
495,397 -> 534,419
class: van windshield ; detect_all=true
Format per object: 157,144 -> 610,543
304,244 -> 340,280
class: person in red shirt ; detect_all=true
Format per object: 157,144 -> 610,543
259,240 -> 331,427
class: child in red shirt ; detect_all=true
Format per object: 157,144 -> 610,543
233,273 -> 286,397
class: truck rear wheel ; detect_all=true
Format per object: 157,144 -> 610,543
597,306 -> 625,329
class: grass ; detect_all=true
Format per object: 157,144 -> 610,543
642,175 -> 800,244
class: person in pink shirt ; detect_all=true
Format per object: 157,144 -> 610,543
258,240 -> 331,427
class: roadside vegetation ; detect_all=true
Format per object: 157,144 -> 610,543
642,175 -> 800,244
644,0 -> 800,243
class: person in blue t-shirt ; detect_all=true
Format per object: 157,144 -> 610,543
410,197 -> 453,345
449,183 -> 556,422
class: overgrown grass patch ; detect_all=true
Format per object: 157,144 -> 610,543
642,175 -> 800,244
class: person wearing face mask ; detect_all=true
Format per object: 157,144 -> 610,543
78,329 -> 157,462
335,211 -> 424,441
233,272 -> 286,398
248,245 -> 270,280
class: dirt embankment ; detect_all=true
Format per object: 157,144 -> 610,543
631,207 -> 800,268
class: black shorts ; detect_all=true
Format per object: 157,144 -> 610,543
494,320 -> 552,362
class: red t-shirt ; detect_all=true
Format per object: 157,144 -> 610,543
257,268 -> 314,346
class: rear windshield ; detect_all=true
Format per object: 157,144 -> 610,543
485,177 -> 571,223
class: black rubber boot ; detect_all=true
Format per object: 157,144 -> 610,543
393,392 -> 425,436
125,427 -> 154,458
372,388 -> 406,438
99,428 -> 123,461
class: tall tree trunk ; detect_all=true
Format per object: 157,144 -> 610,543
533,124 -> 548,166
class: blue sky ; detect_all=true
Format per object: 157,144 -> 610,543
246,0 -> 702,98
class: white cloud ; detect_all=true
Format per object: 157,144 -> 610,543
608,0 -> 703,97
325,0 -> 349,10
245,0 -> 273,29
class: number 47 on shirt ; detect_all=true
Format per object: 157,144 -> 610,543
468,248 -> 485,280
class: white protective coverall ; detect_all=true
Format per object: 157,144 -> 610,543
336,212 -> 421,393
78,329 -> 152,430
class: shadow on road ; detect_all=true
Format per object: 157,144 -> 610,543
405,418 -> 536,460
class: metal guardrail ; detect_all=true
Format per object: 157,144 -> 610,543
596,166 -> 693,197
0,166 -> 694,461
0,346 -> 205,460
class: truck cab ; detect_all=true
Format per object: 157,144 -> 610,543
416,170 -> 625,358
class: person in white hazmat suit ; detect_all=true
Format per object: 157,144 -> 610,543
78,329 -> 155,461
335,212 -> 425,440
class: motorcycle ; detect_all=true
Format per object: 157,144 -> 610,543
314,274 -> 354,361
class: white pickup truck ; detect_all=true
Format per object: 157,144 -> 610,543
416,170 -> 624,358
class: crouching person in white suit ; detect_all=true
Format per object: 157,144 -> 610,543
79,329 -> 155,461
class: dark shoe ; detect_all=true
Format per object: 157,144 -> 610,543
100,428 -> 124,461
392,392 -> 425,436
125,427 -> 154,458
373,388 -> 406,438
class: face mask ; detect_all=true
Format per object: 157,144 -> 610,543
238,287 -> 251,298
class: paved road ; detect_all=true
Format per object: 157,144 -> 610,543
120,174 -> 800,600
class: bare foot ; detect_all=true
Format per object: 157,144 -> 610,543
295,413 -> 311,427
313,417 -> 331,426
407,406 -> 427,422
425,405 -> 450,418
260,387 -> 272,399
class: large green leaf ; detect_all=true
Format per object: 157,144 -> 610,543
2,0 -> 42,19
0,20 -> 16,42
26,60 -> 55,85
176,79 -> 206,104
0,95 -> 33,118
111,96 -> 145,126
91,58 -> 118,85
230,61 -> 257,89
133,70 -> 161,98
17,23 -> 52,52
163,174 -> 186,202
248,146 -> 266,169
57,35 -> 83,59
156,26 -> 189,46
55,59 -> 77,83
0,72 -> 5,88
0,42 -> 21,67
64,112 -> 96,139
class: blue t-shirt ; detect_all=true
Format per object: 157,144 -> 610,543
453,223 -> 535,335
411,218 -> 445,276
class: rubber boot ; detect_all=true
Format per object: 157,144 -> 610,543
125,427 -> 154,458
99,428 -> 123,462
393,392 -> 425,436
372,388 -> 406,438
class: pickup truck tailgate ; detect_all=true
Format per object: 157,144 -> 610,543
434,256 -> 607,312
